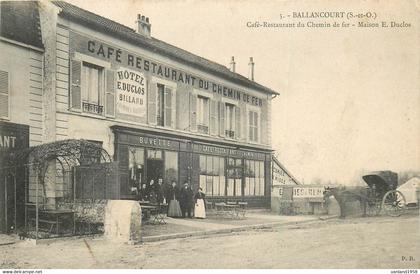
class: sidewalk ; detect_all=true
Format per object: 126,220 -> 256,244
141,211 -> 331,242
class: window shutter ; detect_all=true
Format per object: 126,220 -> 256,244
189,92 -> 197,132
240,105 -> 246,141
70,60 -> 82,111
235,106 -> 241,139
219,101 -> 225,137
148,82 -> 157,125
0,70 -> 9,118
105,69 -> 115,117
209,99 -> 218,135
255,112 -> 259,142
261,107 -> 267,144
249,111 -> 253,141
164,86 -> 172,128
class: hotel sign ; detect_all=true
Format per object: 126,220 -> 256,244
116,68 -> 147,117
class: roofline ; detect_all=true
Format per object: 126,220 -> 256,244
52,1 -> 279,96
0,36 -> 44,53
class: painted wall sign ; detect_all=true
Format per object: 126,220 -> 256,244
293,187 -> 324,198
116,68 -> 147,117
193,143 -> 266,160
70,31 -> 264,107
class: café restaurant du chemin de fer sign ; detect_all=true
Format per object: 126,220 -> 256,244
1,1 -> 279,208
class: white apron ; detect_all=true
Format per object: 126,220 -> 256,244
194,199 -> 206,218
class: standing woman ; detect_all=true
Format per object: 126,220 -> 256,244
167,181 -> 182,217
194,187 -> 206,219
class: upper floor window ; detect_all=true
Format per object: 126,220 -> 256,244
70,58 -> 115,117
81,62 -> 104,115
197,96 -> 210,134
249,111 -> 259,142
148,82 -> 174,128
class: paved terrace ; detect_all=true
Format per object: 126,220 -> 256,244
141,210 -> 324,242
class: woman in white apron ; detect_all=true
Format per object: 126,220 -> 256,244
194,187 -> 206,219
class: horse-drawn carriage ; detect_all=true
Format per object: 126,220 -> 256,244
324,171 -> 406,217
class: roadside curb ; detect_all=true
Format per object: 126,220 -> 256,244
141,215 -> 338,243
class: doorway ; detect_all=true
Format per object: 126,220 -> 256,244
0,172 -> 15,233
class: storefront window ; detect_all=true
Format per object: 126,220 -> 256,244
245,160 -> 264,196
147,149 -> 162,159
226,157 -> 242,196
199,155 -> 225,196
164,151 -> 178,184
129,147 -> 144,192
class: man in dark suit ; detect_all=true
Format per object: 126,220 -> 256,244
180,182 -> 194,218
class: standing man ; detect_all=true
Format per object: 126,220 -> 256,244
155,178 -> 164,205
180,182 -> 194,218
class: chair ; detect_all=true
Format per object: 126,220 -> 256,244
205,200 -> 214,211
237,201 -> 248,218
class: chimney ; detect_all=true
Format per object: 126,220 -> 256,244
248,57 -> 255,81
136,14 -> 151,38
229,56 -> 236,72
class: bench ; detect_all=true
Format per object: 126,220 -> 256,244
29,218 -> 62,234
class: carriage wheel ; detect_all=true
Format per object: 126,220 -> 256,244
382,190 -> 406,217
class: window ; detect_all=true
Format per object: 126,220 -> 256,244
152,83 -> 173,127
0,70 -> 9,119
225,103 -> 235,138
226,158 -> 242,196
70,58 -> 115,117
199,155 -> 225,196
249,111 -> 259,142
129,147 -> 145,192
244,160 -> 265,196
81,62 -> 104,115
164,151 -> 178,184
197,96 -> 210,134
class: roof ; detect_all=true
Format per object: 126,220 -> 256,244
51,1 -> 279,96
0,1 -> 43,49
272,155 -> 301,185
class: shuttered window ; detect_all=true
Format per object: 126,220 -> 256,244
0,70 -> 9,119
149,82 -> 175,128
70,60 -> 114,117
197,95 -> 209,134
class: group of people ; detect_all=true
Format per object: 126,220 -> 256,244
142,179 -> 206,219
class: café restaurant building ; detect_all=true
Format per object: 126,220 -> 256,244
3,1 -> 279,208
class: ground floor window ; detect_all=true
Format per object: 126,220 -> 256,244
165,151 -> 178,184
226,158 -> 243,196
199,155 -> 225,196
244,160 -> 265,196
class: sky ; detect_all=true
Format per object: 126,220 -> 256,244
63,0 -> 419,185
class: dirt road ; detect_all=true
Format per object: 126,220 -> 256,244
1,215 -> 419,269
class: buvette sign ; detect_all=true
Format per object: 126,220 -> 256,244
116,68 -> 147,117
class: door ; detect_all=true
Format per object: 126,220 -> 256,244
0,172 -> 15,233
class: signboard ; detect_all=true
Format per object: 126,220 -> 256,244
70,31 -> 264,107
116,68 -> 147,117
293,187 -> 324,198
192,143 -> 266,160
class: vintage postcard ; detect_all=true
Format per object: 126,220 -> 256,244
0,0 -> 419,271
